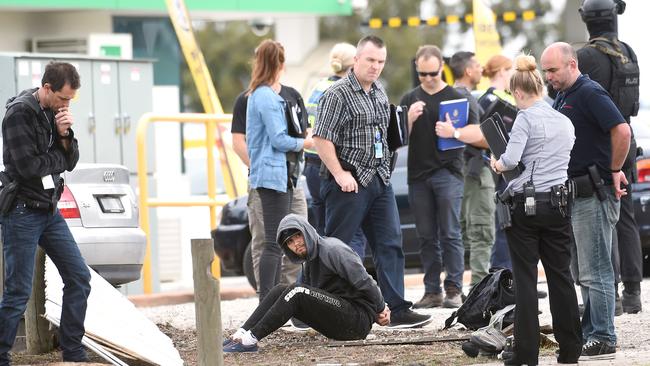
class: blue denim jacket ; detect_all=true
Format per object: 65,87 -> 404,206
246,85 -> 304,192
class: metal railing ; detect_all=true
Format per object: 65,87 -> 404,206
136,112 -> 236,294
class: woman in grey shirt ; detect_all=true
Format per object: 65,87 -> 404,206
490,55 -> 582,366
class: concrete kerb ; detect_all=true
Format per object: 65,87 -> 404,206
128,267 -> 547,308
128,287 -> 256,307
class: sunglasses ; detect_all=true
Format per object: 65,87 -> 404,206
417,70 -> 440,77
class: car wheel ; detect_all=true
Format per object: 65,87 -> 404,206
243,243 -> 257,290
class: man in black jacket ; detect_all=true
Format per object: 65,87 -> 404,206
0,62 -> 91,365
577,0 -> 642,315
222,214 -> 396,352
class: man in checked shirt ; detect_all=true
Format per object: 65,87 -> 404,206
313,35 -> 431,328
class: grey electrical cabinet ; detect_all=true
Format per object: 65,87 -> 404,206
0,53 -> 154,173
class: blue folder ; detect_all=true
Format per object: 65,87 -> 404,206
437,98 -> 469,151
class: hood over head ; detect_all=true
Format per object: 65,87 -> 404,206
277,214 -> 320,263
6,88 -> 40,113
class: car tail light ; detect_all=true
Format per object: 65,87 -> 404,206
59,186 -> 81,219
637,158 -> 650,183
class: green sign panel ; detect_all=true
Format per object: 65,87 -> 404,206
0,0 -> 353,15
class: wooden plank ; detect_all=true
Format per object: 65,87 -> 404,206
43,257 -> 183,366
191,239 -> 223,366
327,334 -> 471,347
26,248 -> 54,353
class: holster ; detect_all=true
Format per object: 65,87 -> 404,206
0,171 -> 19,215
572,164 -> 607,201
550,183 -> 572,218
587,165 -> 607,202
572,174 -> 594,198
494,189 -> 513,230
51,177 -> 65,215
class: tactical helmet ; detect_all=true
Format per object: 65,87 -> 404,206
579,0 -> 625,23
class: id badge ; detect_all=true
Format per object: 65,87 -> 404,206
374,142 -> 384,158
41,175 -> 55,190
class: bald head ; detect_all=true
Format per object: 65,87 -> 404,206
541,42 -> 580,92
542,42 -> 578,65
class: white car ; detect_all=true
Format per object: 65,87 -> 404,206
1,163 -> 146,286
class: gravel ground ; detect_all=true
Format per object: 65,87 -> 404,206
139,278 -> 650,365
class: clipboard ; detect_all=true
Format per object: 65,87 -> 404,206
479,112 -> 525,182
387,104 -> 409,151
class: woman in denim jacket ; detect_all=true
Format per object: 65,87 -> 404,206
246,40 -> 313,301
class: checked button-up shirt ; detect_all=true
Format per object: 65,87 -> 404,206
313,71 -> 393,187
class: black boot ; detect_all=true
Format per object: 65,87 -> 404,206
622,281 -> 642,314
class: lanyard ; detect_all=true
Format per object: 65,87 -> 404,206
34,91 -> 54,149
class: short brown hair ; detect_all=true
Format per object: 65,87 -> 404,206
357,35 -> 385,54
415,45 -> 442,64
248,40 -> 285,93
42,62 -> 80,91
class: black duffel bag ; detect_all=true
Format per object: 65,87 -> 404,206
444,268 -> 515,330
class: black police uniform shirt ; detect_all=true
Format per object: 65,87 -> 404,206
230,86 -> 304,134
552,74 -> 625,185
399,85 -> 478,184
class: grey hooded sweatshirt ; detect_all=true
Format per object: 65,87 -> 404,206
277,214 -> 385,322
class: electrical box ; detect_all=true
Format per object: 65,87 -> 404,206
0,53 -> 154,173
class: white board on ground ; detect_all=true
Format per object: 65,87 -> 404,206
43,257 -> 184,366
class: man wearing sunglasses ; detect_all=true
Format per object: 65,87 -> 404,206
400,45 -> 485,309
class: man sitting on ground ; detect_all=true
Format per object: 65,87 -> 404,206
223,214 -> 402,352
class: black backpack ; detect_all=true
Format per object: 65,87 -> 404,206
444,268 -> 515,330
587,37 -> 640,118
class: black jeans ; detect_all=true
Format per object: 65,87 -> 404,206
505,201 -> 582,365
257,187 -> 293,301
243,284 -> 373,341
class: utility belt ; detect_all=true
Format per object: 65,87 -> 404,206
571,165 -> 609,202
15,199 -> 52,211
495,182 -> 572,229
511,192 -> 551,203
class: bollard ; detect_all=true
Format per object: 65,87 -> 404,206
191,239 -> 223,366
25,248 -> 54,353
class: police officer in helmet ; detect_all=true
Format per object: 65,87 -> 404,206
577,0 -> 642,315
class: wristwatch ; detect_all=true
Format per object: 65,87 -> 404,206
453,128 -> 461,140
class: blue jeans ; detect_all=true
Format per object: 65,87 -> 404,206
408,169 -> 464,293
303,160 -> 325,235
571,192 -> 619,346
304,160 -> 367,258
322,175 -> 411,313
0,205 -> 91,364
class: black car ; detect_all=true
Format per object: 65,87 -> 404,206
212,146 -> 420,288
